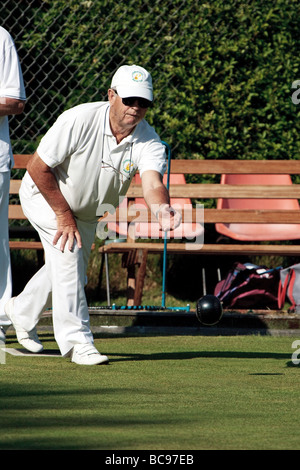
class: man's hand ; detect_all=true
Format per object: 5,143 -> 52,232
141,170 -> 182,232
53,211 -> 82,253
156,203 -> 182,232
27,152 -> 82,252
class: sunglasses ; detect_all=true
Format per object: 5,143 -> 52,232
113,90 -> 152,109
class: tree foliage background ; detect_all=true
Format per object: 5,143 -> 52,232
3,0 -> 300,160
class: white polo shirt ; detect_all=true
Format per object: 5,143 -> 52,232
34,102 -> 166,222
0,27 -> 26,171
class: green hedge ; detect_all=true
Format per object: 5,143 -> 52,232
4,0 -> 300,159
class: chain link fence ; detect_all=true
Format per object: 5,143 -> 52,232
4,0 -> 207,228
3,0 -> 199,155
4,0 -> 300,163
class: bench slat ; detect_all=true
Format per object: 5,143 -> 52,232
100,208 -> 300,224
99,242 -> 300,256
13,154 -> 32,168
12,181 -> 300,199
11,156 -> 300,174
169,159 -> 300,174
126,184 -> 300,199
9,241 -> 43,250
205,209 -> 300,223
9,180 -> 21,193
8,205 -> 27,219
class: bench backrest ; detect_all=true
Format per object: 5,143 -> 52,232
10,156 -> 300,226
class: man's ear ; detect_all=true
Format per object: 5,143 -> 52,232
107,88 -> 116,103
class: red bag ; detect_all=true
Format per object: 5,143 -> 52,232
214,262 -> 281,309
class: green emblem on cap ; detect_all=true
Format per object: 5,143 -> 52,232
132,71 -> 144,82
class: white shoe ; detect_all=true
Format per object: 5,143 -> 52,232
4,298 -> 43,354
71,344 -> 109,365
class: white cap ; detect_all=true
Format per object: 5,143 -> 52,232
111,65 -> 153,101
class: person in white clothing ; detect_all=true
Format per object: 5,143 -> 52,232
5,64 -> 181,365
0,27 -> 26,343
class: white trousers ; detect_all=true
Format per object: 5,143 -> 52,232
14,175 -> 97,356
0,171 -> 12,326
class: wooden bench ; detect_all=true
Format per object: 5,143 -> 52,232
9,154 -> 44,263
98,159 -> 300,306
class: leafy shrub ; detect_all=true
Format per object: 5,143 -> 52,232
3,0 -> 300,160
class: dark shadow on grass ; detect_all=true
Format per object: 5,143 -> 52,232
0,384 -> 128,402
108,350 -> 291,362
0,386 -> 173,450
5,333 -> 291,362
286,360 -> 300,368
249,372 -> 284,375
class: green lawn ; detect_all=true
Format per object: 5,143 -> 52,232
0,333 -> 299,450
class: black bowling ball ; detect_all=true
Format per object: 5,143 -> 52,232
196,295 -> 223,326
